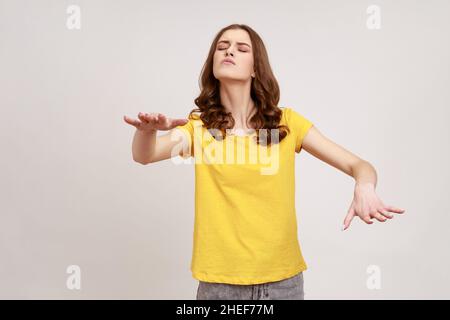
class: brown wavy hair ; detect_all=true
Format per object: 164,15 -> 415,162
186,23 -> 290,146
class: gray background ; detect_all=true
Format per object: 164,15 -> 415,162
1,0 -> 449,299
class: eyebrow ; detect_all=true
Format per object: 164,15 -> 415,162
217,40 -> 251,48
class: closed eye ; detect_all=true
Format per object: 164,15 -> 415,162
218,48 -> 248,52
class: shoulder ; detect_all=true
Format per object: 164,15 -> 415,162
186,112 -> 204,127
279,106 -> 298,125
279,107 -> 290,124
176,111 -> 203,136
281,106 -> 313,126
188,112 -> 201,121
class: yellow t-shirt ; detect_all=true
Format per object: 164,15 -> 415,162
175,107 -> 314,285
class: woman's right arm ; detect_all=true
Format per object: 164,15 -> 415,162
123,112 -> 189,164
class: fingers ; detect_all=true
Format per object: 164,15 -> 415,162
371,211 -> 387,222
148,113 -> 159,123
343,207 -> 355,231
351,204 -> 405,229
157,113 -> 165,122
361,215 -> 374,224
138,112 -> 161,126
142,113 -> 168,126
123,115 -> 141,128
144,112 -> 185,129
138,112 -> 150,123
124,112 -> 159,129
157,113 -> 169,126
126,112 -> 190,130
378,208 -> 394,219
385,205 -> 406,214
170,118 -> 189,128
357,207 -> 402,226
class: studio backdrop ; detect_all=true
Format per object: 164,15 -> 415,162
1,0 -> 449,299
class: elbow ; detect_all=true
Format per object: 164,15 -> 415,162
350,159 -> 376,178
133,156 -> 153,165
348,159 -> 366,177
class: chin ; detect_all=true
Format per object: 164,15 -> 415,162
216,74 -> 246,81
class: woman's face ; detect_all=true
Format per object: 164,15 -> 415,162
213,29 -> 255,82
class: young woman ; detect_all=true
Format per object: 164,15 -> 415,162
123,24 -> 405,300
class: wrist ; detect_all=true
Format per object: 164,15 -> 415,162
138,128 -> 157,135
354,181 -> 376,192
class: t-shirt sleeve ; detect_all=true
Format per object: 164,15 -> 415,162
287,107 -> 314,153
174,116 -> 195,158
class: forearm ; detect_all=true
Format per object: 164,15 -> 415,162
351,160 -> 377,188
132,128 -> 157,164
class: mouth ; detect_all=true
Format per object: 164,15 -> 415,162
222,58 -> 235,65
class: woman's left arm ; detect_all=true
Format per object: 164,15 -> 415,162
301,126 -> 406,231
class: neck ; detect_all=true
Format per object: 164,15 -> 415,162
219,81 -> 256,130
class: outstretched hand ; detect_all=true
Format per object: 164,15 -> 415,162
123,112 -> 188,132
343,182 -> 405,231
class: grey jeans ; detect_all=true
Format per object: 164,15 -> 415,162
196,272 -> 304,300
